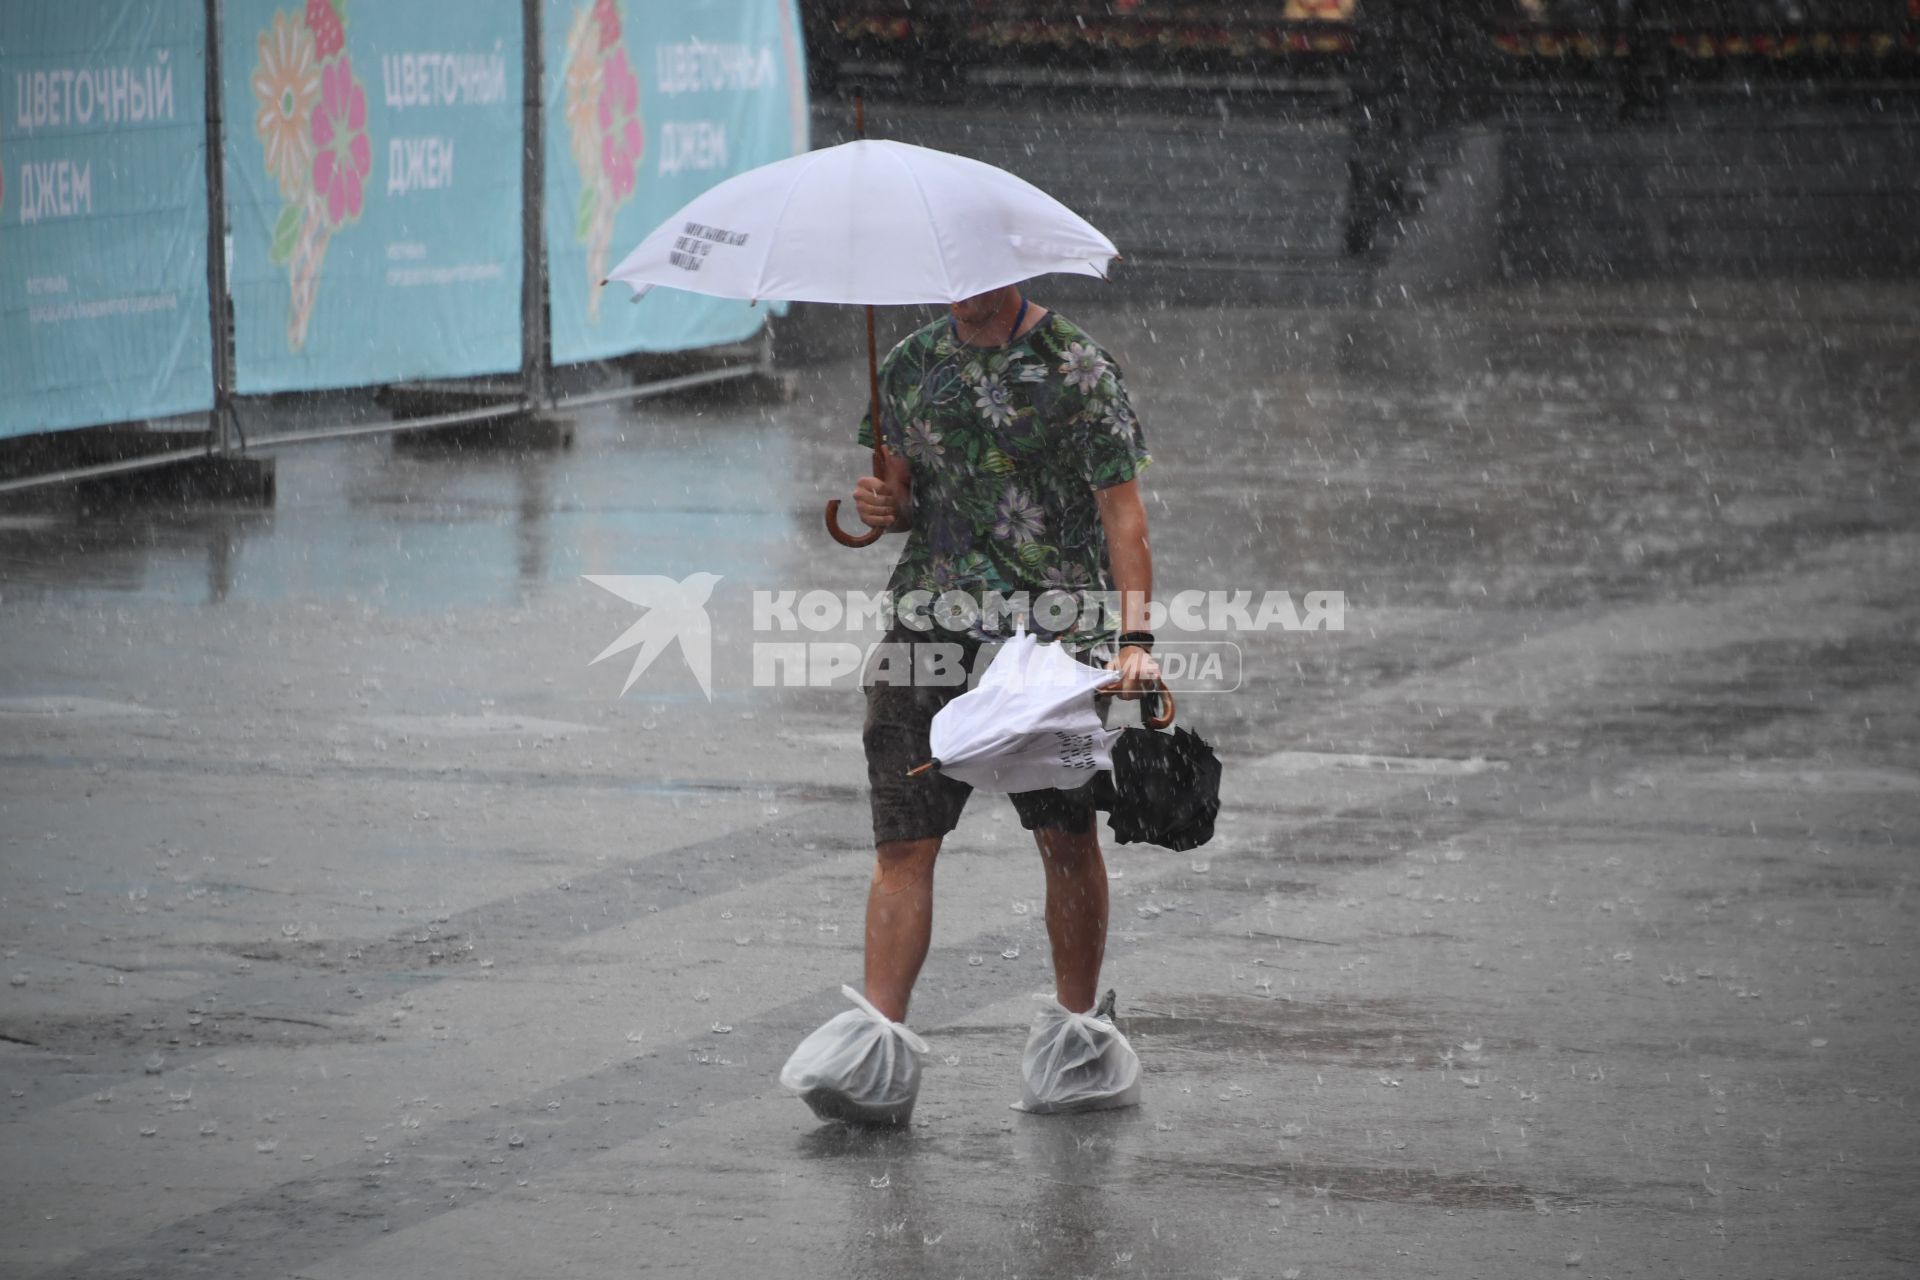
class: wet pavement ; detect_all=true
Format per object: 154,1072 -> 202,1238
1,280 -> 1918,1278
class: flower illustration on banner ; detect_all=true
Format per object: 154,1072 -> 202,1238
565,0 -> 644,322
251,11 -> 320,200
312,57 -> 370,226
599,50 -> 643,202
252,0 -> 367,352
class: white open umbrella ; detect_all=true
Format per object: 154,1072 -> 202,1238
604,138 -> 1118,306
603,112 -> 1118,548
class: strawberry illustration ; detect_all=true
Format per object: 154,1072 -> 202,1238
305,0 -> 344,61
592,0 -> 621,51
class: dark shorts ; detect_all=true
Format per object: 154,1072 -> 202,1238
862,628 -> 1108,846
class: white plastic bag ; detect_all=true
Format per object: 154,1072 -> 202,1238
1014,995 -> 1142,1114
779,985 -> 931,1125
927,633 -> 1118,794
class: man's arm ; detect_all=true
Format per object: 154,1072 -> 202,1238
1095,478 -> 1159,698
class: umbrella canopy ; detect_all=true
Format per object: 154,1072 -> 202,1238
1088,725 -> 1222,851
919,633 -> 1119,794
604,138 -> 1118,306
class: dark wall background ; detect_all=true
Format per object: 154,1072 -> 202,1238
795,1 -> 1920,306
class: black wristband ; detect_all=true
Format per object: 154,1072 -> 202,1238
1118,630 -> 1155,652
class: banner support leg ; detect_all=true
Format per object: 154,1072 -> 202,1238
203,0 -> 237,456
520,0 -> 552,416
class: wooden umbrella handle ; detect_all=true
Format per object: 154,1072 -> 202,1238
825,495 -> 885,547
827,301 -> 890,549
1097,674 -> 1177,729
824,437 -> 890,546
1142,679 -> 1176,730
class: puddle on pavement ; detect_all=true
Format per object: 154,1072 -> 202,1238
0,1007 -> 363,1057
1681,868 -> 1895,901
1129,1152 -> 1570,1211
1119,992 -> 1528,1070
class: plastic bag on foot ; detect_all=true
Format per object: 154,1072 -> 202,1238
1014,995 -> 1142,1114
779,985 -> 931,1125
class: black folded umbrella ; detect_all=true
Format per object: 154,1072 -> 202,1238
1089,723 -> 1221,851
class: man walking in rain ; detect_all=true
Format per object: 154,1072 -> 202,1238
779,284 -> 1158,1123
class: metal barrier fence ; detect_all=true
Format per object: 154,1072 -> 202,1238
0,0 -> 809,491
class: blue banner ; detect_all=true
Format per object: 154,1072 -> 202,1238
0,1 -> 212,439
221,0 -> 523,394
543,0 -> 808,364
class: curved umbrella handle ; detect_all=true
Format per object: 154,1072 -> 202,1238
1142,679 -> 1176,730
1099,674 -> 1177,729
829,302 -> 891,551
824,498 -> 885,547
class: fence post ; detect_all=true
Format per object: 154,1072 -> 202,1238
521,0 -> 551,412
204,0 -> 237,452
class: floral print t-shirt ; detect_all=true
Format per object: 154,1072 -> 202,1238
857,311 -> 1152,645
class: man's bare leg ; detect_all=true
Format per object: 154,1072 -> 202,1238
1035,824 -> 1109,1014
864,836 -> 942,1022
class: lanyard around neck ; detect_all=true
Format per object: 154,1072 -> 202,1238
953,294 -> 1028,348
